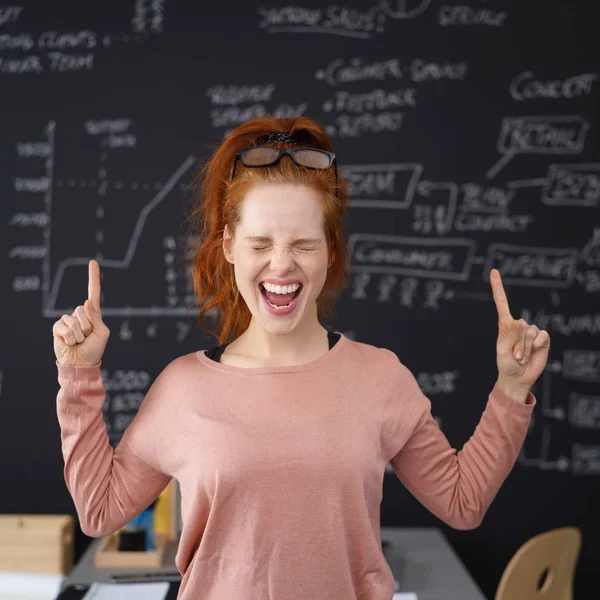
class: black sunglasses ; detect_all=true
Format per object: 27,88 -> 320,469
231,146 -> 338,198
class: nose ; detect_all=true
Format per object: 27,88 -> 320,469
269,246 -> 296,273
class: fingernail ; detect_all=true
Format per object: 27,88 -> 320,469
516,350 -> 523,360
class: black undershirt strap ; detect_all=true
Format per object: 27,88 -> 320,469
205,331 -> 341,363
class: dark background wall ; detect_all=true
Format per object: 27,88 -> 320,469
1,1 -> 598,598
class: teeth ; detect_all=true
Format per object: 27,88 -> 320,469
267,299 -> 293,310
262,282 -> 301,294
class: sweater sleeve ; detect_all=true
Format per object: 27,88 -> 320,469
55,360 -> 172,538
383,354 -> 536,530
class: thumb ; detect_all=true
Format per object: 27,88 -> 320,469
498,317 -> 526,356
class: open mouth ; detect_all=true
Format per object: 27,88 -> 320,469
259,283 -> 303,310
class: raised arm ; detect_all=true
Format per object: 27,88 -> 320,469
52,259 -> 172,537
386,269 -> 548,529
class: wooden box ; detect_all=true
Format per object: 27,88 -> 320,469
0,514 -> 74,575
94,532 -> 167,568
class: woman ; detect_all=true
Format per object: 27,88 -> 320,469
52,116 -> 547,600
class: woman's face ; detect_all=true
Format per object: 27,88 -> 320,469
223,183 -> 332,335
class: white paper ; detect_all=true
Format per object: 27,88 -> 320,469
0,571 -> 64,599
392,594 -> 418,600
82,582 -> 170,600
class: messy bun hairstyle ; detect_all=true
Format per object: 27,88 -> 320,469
183,116 -> 350,346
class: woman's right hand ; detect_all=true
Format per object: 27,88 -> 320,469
53,259 -> 111,367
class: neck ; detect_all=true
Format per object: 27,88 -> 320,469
238,318 -> 330,363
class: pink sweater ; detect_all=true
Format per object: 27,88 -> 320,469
55,332 -> 535,600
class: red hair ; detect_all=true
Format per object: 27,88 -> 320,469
183,115 -> 350,346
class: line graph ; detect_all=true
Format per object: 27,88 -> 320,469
40,118 -> 197,317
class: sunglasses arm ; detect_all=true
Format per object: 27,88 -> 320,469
230,155 -> 238,182
334,160 -> 338,194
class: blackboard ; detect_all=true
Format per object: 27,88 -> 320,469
1,1 -> 598,598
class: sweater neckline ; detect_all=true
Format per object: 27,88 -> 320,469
195,331 -> 347,375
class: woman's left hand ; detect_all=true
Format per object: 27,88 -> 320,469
490,269 -> 551,396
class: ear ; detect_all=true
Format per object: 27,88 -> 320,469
223,224 -> 234,264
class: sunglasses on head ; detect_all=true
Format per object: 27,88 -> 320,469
230,146 -> 339,198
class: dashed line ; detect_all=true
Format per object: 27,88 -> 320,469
56,179 -> 165,190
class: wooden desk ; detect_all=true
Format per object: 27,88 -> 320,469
61,527 -> 487,600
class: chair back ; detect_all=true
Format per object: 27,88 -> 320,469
495,526 -> 582,600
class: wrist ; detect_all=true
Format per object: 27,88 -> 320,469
496,379 -> 531,404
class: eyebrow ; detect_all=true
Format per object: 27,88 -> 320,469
244,236 -> 322,244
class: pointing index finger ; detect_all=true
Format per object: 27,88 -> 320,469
490,268 -> 512,322
88,259 -> 101,309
